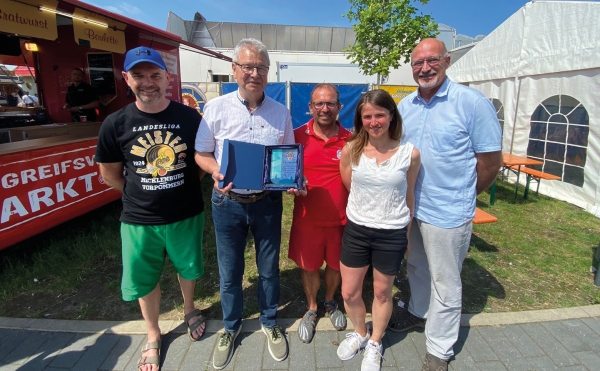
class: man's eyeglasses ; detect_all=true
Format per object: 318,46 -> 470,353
311,101 -> 339,110
235,63 -> 269,76
410,56 -> 446,69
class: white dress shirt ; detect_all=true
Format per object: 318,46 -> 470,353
195,90 -> 295,192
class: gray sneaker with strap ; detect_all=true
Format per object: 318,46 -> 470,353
324,300 -> 347,331
298,310 -> 318,343
262,324 -> 289,361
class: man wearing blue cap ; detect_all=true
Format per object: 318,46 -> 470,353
95,46 -> 207,371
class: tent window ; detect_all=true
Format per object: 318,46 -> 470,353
530,123 -> 547,140
527,95 -> 589,187
489,98 -> 504,134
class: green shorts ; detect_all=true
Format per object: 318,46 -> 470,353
120,212 -> 205,301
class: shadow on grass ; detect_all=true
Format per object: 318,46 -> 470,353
470,234 -> 498,253
461,257 -> 506,313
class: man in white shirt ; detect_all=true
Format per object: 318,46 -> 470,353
22,92 -> 38,107
195,38 -> 294,370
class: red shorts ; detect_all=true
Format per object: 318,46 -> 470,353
288,223 -> 344,271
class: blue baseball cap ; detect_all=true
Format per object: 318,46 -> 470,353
123,47 -> 167,72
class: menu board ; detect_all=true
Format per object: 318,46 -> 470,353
87,53 -> 116,96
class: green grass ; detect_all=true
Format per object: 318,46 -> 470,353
0,178 -> 598,321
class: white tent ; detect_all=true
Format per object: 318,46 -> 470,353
448,0 -> 600,217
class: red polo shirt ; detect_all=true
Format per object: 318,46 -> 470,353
293,119 -> 352,227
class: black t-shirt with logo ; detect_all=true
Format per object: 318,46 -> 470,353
95,101 -> 204,225
66,82 -> 99,121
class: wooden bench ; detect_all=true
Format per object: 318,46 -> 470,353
510,165 -> 561,198
473,207 -> 498,224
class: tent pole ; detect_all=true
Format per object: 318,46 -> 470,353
508,75 -> 521,155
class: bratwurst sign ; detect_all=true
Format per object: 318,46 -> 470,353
0,140 -> 120,250
0,0 -> 58,41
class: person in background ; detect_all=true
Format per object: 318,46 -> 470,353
290,83 -> 352,344
388,38 -> 502,371
7,87 -> 21,107
21,91 -> 38,107
95,46 -> 207,371
64,68 -> 99,122
195,38 -> 295,369
337,89 -> 420,371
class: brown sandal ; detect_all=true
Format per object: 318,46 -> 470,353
137,339 -> 161,371
185,309 -> 206,341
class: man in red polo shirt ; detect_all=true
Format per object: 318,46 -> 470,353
290,83 -> 352,344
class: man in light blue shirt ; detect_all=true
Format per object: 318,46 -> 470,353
389,38 -> 502,371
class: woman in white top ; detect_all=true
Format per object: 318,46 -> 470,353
336,90 -> 420,371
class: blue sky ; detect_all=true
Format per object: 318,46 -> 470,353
83,0 -> 532,37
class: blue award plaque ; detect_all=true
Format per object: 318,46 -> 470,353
219,140 -> 304,191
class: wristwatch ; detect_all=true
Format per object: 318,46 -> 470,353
78,106 -> 83,111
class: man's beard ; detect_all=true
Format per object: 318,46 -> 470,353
418,73 -> 440,89
134,87 -> 163,104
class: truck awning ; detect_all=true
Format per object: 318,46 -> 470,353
59,0 -> 231,61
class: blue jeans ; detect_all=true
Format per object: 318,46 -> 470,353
211,189 -> 283,332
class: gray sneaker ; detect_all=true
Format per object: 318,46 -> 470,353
298,310 -> 318,343
388,309 -> 426,332
212,326 -> 241,370
336,330 -> 370,361
262,325 -> 288,361
324,300 -> 347,331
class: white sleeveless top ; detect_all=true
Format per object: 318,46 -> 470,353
346,142 -> 414,229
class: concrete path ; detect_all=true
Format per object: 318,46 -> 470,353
0,305 -> 599,371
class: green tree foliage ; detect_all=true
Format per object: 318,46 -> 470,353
344,0 -> 438,83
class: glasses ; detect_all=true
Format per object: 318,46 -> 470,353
410,56 -> 446,69
311,101 -> 339,110
235,63 -> 269,76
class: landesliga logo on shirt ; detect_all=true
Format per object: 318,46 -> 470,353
130,131 -> 187,179
336,149 -> 342,160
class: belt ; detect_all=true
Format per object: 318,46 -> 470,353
228,191 -> 270,203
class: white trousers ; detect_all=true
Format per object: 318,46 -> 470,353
407,219 -> 472,360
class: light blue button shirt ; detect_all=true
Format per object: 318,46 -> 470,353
399,78 -> 502,228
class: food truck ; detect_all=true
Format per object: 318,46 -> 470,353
0,0 -> 231,250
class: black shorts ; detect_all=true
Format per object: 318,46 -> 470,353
340,219 -> 408,276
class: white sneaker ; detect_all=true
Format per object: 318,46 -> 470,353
337,331 -> 370,361
361,340 -> 383,371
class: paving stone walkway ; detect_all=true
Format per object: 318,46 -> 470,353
0,311 -> 599,371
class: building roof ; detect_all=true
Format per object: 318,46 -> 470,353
167,12 -> 458,53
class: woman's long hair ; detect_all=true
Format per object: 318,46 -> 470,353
347,89 -> 403,165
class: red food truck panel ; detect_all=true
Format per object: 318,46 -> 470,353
0,139 -> 120,250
